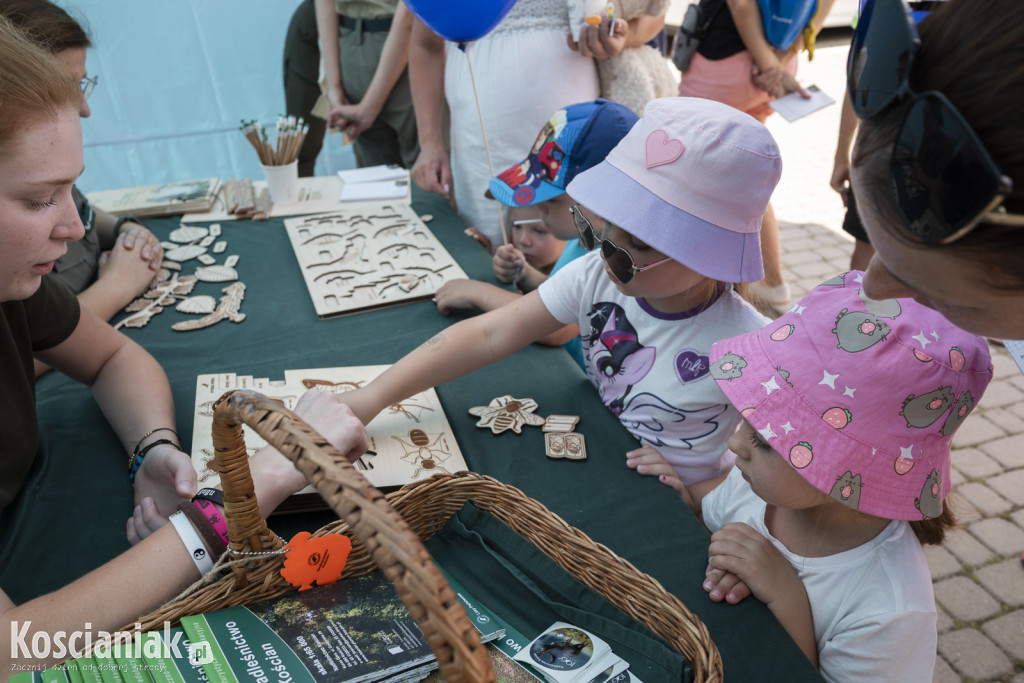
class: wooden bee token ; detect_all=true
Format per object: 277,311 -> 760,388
545,432 -> 587,461
542,415 -> 579,433
468,395 -> 545,435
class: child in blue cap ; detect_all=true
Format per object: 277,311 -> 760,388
433,99 -> 638,369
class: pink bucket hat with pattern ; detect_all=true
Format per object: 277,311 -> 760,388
565,97 -> 782,283
709,272 -> 993,521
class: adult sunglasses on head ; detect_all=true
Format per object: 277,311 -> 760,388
569,204 -> 670,284
847,0 -> 1024,244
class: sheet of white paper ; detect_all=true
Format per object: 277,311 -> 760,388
337,164 -> 407,183
338,179 -> 409,201
1004,340 -> 1024,375
769,85 -> 835,122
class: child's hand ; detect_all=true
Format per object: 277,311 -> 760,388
433,279 -> 483,315
707,522 -> 801,606
492,244 -> 525,283
703,564 -> 752,605
625,446 -> 692,502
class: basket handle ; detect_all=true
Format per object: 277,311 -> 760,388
212,389 -> 495,682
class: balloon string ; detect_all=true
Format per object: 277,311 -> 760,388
466,44 -> 508,246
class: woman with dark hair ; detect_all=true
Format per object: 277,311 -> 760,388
0,0 -> 166,376
849,0 -> 1024,340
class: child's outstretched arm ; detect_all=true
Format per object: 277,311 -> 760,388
339,291 -> 566,424
707,522 -> 818,667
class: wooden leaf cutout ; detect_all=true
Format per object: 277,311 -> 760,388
195,265 -> 239,282
115,275 -> 197,330
164,244 -> 207,262
176,295 -> 217,314
169,225 -> 208,243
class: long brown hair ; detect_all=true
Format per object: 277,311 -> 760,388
852,0 -> 1024,290
0,15 -> 79,152
0,0 -> 91,53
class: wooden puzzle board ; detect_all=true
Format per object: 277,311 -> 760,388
191,365 -> 467,509
284,204 -> 467,319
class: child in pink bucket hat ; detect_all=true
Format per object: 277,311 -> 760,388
662,272 -> 992,680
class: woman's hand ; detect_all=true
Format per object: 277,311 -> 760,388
127,444 -> 197,544
411,138 -> 451,198
328,102 -> 377,139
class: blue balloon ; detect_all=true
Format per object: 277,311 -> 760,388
405,0 -> 518,43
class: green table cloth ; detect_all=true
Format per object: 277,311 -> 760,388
1,187 -> 821,682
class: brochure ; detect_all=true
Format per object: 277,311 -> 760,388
768,85 -> 835,122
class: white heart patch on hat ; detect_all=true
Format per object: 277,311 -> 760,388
645,129 -> 683,168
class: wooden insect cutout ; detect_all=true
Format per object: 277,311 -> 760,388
468,395 -> 545,434
391,429 -> 453,477
545,432 -> 587,461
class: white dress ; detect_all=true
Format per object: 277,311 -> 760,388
444,0 -> 600,245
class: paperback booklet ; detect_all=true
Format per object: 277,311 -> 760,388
180,571 -> 469,683
86,178 -> 222,217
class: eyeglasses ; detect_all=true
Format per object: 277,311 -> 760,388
847,0 -> 1024,244
79,74 -> 98,101
570,204 -> 670,284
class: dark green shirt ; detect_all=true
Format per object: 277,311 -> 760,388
0,275 -> 80,510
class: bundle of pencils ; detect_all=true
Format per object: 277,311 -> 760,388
239,116 -> 309,166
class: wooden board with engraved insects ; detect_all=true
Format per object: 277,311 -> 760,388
284,204 -> 468,319
190,365 -> 468,512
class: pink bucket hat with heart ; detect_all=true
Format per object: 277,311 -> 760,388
565,97 -> 782,283
709,272 -> 993,521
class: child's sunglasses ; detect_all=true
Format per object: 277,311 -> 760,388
570,204 -> 670,284
848,0 -> 1024,244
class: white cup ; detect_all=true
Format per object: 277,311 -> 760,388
261,160 -> 299,205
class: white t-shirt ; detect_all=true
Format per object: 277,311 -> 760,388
538,251 -> 768,484
703,468 -> 938,683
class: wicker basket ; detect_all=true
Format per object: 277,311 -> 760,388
138,390 -> 723,682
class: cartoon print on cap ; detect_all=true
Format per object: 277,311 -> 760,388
822,406 -> 852,429
829,471 -> 862,509
777,366 -> 793,387
495,109 -> 569,204
789,441 -> 813,468
710,352 -> 746,381
894,445 -> 915,475
833,308 -> 891,352
769,323 -> 795,341
899,386 -> 954,429
857,290 -> 903,319
914,469 -> 943,519
939,390 -> 975,437
949,346 -> 965,371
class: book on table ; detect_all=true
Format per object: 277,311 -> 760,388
85,178 -> 222,217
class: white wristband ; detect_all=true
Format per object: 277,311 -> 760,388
169,510 -> 215,576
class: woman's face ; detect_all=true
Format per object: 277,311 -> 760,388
56,47 -> 90,118
0,111 -> 85,302
853,166 -> 1024,339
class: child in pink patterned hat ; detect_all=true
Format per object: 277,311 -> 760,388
661,272 -> 992,680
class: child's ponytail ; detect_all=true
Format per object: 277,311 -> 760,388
909,494 -> 961,546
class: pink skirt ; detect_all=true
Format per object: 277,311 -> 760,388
678,50 -> 798,122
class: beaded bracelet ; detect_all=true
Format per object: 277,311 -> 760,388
130,427 -> 179,464
128,437 -> 179,485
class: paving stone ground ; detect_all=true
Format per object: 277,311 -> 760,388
761,41 -> 1024,683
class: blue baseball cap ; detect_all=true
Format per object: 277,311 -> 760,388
487,99 -> 638,207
